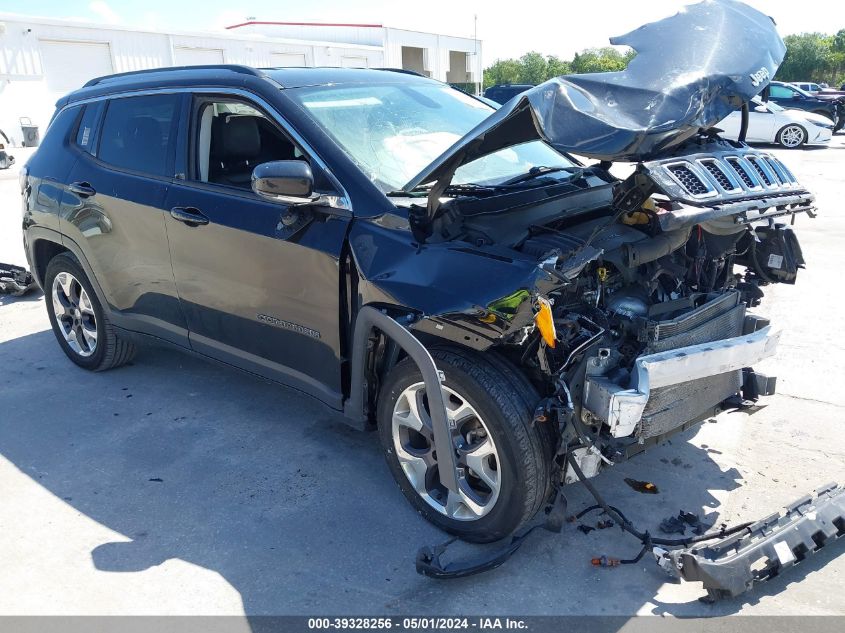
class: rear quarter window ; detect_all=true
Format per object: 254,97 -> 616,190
98,94 -> 180,177
75,101 -> 105,155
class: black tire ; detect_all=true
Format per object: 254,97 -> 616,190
377,346 -> 553,542
776,123 -> 807,148
44,253 -> 136,371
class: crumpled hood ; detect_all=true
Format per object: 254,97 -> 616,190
403,0 -> 785,191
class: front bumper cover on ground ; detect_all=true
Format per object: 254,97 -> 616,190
664,483 -> 845,600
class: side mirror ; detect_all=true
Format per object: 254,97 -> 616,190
252,160 -> 318,205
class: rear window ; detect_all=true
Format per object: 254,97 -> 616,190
98,94 -> 180,176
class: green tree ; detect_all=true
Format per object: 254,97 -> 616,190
833,28 -> 845,53
570,47 -> 631,73
518,51 -> 549,84
483,59 -> 520,87
483,58 -> 521,88
776,33 -> 833,82
831,29 -> 845,85
546,55 -> 572,78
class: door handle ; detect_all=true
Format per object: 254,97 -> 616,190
69,181 -> 96,198
170,206 -> 209,226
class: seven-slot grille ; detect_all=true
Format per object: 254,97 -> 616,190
648,151 -> 803,201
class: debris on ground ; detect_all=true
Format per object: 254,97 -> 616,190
624,478 -> 659,494
577,525 -> 595,535
0,263 -> 37,296
591,555 -> 621,567
659,510 -> 709,535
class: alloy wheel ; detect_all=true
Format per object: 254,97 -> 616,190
51,272 -> 98,357
779,125 -> 805,148
392,382 -> 501,521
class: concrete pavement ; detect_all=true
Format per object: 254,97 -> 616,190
1,138 -> 843,617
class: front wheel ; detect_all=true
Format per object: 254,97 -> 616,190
776,124 -> 807,148
377,347 -> 554,543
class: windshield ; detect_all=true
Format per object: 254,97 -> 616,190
288,83 -> 575,192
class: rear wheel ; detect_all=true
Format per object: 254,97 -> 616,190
776,124 -> 806,148
45,253 -> 136,371
377,347 -> 553,542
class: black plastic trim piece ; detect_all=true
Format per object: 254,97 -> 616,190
344,306 -> 459,492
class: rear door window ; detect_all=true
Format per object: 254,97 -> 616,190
98,94 -> 180,177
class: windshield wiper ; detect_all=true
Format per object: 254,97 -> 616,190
498,165 -> 582,187
386,183 -> 501,198
385,169 -> 584,198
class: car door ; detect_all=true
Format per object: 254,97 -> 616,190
60,93 -> 189,346
746,104 -> 777,142
163,94 -> 351,407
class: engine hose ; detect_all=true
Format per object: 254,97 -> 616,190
623,227 -> 692,268
566,453 -> 753,548
749,237 -> 776,284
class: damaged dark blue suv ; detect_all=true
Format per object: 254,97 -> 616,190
21,0 -> 841,598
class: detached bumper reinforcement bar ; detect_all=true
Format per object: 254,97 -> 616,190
665,483 -> 845,600
585,325 -> 781,438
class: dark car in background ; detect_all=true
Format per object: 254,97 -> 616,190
766,81 -> 843,130
483,84 -> 535,105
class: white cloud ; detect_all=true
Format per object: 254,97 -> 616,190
88,1 -> 123,25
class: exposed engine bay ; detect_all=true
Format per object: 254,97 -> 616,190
390,0 -> 841,597
406,136 -> 812,485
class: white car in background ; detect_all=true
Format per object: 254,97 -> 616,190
716,97 -> 833,148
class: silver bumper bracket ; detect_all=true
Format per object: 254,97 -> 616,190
585,326 -> 781,438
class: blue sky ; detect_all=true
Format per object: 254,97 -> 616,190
1,0 -> 843,62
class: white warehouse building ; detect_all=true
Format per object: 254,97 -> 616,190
0,14 -> 482,147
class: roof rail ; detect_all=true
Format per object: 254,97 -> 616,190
374,67 -> 428,78
83,64 -> 265,88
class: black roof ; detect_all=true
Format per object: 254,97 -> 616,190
262,67 -> 435,87
60,65 -> 436,106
